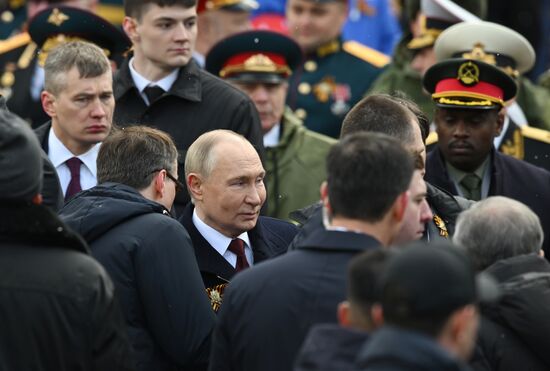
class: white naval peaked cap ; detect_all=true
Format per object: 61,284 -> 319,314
421,0 -> 479,22
434,20 -> 535,75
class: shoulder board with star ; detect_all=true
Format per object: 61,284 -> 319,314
343,40 -> 391,68
0,32 -> 31,55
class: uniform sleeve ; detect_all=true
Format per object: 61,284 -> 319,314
89,263 -> 135,371
135,219 -> 216,369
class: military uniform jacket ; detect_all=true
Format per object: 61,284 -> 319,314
425,147 -> 550,255
287,38 -> 385,138
265,107 -> 336,220
113,58 -> 265,209
0,34 -> 49,127
208,228 -> 381,371
178,203 -> 297,311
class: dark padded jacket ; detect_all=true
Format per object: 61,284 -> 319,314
60,183 -> 215,371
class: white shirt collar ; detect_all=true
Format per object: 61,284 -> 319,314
128,57 -> 179,93
192,207 -> 251,256
192,51 -> 205,68
263,123 -> 281,148
48,126 -> 99,177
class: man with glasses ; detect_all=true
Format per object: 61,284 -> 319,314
59,125 -> 216,371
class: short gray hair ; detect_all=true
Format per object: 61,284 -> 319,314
454,196 -> 544,271
185,129 -> 249,183
44,41 -> 111,95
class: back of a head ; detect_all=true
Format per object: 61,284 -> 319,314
347,249 -> 395,327
0,108 -> 43,204
379,240 -> 498,337
97,126 -> 178,191
326,132 -> 414,222
340,94 -> 417,144
454,196 -> 544,271
124,0 -> 197,18
44,41 -> 111,96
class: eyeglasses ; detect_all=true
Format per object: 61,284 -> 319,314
149,169 -> 184,193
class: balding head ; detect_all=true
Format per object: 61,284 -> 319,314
454,196 -> 544,271
185,130 -> 266,238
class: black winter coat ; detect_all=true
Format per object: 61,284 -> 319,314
0,203 -> 133,370
474,254 -> 550,371
60,183 -> 216,371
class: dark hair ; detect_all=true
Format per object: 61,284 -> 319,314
390,91 -> 430,144
326,132 -> 414,221
348,249 -> 395,322
97,126 -> 178,190
340,94 -> 417,142
124,0 -> 197,19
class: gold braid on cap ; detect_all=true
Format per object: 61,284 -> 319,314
220,53 -> 291,77
462,43 -> 519,78
38,35 -> 111,66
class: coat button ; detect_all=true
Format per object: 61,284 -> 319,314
304,60 -> 317,72
298,82 -> 311,95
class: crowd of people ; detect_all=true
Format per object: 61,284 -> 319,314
1,0 -> 550,370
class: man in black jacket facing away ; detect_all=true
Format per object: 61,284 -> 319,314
0,108 -> 132,370
454,196 -> 550,371
209,132 -> 414,371
60,126 -> 215,371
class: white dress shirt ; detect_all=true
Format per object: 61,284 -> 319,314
128,57 -> 179,105
192,208 -> 254,268
263,123 -> 281,148
48,127 -> 99,196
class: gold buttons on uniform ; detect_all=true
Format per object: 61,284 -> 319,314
1,10 -> 14,23
295,108 -> 307,120
298,82 -> 311,95
304,60 -> 317,72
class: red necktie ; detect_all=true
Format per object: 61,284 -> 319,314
228,238 -> 250,272
65,157 -> 82,201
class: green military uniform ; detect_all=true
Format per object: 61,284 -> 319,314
516,78 -> 550,131
287,38 -> 388,138
265,107 -> 336,221
367,35 -> 436,119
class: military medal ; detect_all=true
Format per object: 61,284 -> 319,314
433,215 -> 449,238
206,283 -> 228,312
313,77 -> 336,103
330,83 -> 351,116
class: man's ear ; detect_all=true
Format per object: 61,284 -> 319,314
187,173 -> 204,201
122,16 -> 139,42
495,108 -> 506,136
337,301 -> 351,327
392,190 -> 409,224
370,303 -> 384,329
154,170 -> 167,198
320,181 -> 331,212
41,91 -> 56,118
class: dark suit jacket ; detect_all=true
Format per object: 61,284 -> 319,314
178,203 -> 297,289
208,227 -> 381,371
426,147 -> 550,255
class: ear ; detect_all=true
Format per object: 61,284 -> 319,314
187,173 -> 204,201
154,170 -> 167,199
370,303 -> 384,329
31,194 -> 43,205
392,190 -> 409,224
41,91 -> 56,118
122,16 -> 139,42
320,180 -> 330,209
494,108 -> 506,136
337,301 -> 351,327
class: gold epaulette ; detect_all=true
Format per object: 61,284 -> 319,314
97,4 -> 125,25
426,131 -> 439,146
0,32 -> 31,55
343,40 -> 391,68
521,126 -> 550,144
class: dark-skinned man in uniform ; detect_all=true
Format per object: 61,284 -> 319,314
424,57 -> 550,257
